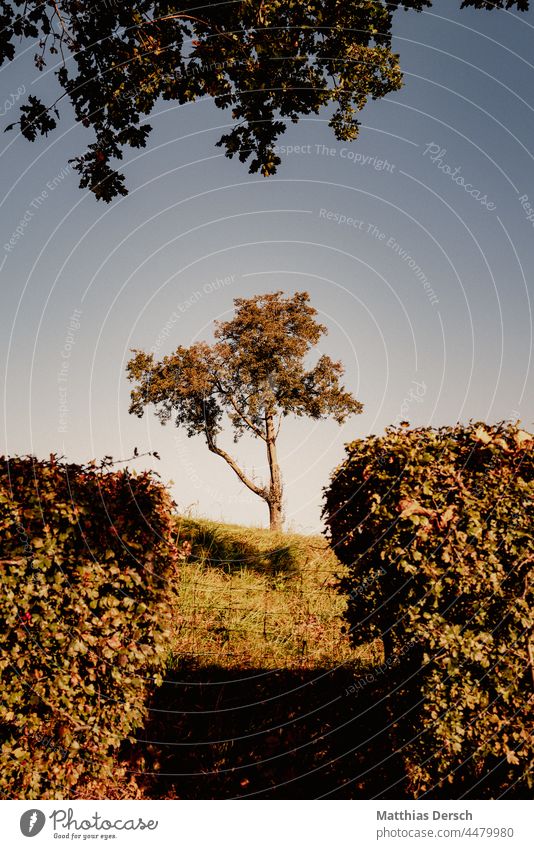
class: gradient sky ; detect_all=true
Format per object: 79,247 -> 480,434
1,1 -> 533,532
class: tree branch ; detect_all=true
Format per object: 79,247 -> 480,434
144,12 -> 245,49
52,2 -> 76,48
216,380 -> 266,441
205,432 -> 267,499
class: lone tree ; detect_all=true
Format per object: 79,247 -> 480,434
127,291 -> 362,530
1,2 -> 526,201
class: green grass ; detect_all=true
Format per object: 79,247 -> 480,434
166,516 -> 382,671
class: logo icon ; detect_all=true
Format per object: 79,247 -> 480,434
20,809 -> 46,837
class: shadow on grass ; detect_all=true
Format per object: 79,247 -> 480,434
126,664 -> 410,800
176,518 -> 301,576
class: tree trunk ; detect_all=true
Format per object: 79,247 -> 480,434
265,412 -> 283,532
268,497 -> 283,533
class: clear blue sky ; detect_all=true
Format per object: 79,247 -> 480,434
1,1 -> 532,531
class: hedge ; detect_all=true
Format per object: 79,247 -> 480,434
0,455 -> 178,799
323,422 -> 533,797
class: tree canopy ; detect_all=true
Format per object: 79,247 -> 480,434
1,1 -> 528,200
127,290 -> 362,529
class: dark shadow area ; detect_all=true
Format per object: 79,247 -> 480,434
122,663 -> 532,800
125,665 -> 410,799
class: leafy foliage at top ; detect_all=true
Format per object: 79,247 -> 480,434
323,422 -> 533,797
1,1 -> 528,200
129,291 -> 361,436
0,454 -> 178,799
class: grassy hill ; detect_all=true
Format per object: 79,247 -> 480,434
167,517 -> 382,671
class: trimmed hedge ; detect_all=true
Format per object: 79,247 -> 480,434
323,422 -> 533,797
0,455 -> 178,799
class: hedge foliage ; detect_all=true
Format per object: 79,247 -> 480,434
0,455 -> 178,799
323,422 -> 533,797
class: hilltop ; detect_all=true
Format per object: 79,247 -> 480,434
167,516 -> 381,671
